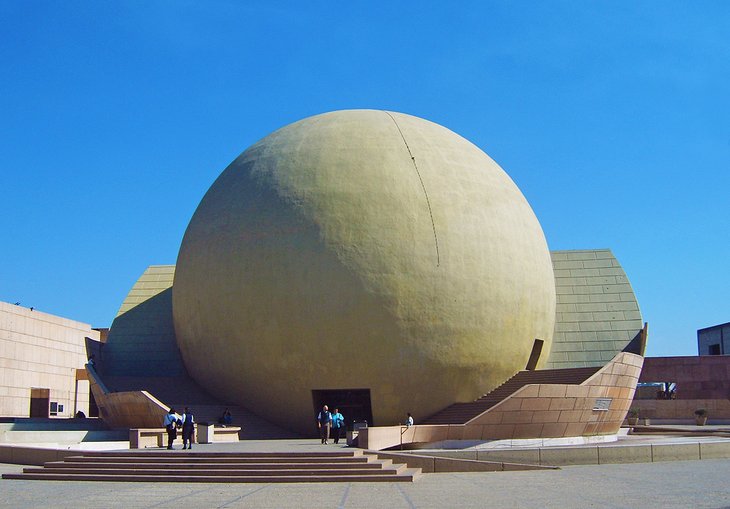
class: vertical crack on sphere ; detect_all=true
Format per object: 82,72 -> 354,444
385,110 -> 440,267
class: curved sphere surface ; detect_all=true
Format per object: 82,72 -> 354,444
173,110 -> 556,435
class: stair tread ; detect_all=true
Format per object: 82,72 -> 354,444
3,472 -> 418,483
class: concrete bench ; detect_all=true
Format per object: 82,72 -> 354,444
129,426 -> 241,449
197,425 -> 241,444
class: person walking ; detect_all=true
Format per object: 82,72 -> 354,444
181,407 -> 195,450
331,408 -> 345,444
163,408 -> 180,450
316,405 -> 332,444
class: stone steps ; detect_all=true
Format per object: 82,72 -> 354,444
422,367 -> 601,424
2,450 -> 421,483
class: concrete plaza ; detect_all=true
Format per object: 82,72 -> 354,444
2,436 -> 729,508
2,458 -> 729,508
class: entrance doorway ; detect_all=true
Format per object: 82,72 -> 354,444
29,388 -> 50,418
89,391 -> 99,417
312,388 -> 373,429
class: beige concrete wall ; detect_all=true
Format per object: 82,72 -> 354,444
466,352 -> 643,439
87,365 -> 168,429
0,301 -> 98,418
361,352 -> 643,450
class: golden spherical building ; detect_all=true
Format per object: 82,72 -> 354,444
172,110 -> 556,435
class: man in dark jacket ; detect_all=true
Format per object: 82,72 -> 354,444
181,407 -> 195,450
316,405 -> 332,444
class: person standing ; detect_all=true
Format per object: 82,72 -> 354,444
163,408 -> 180,450
331,408 -> 345,444
181,407 -> 195,450
406,412 -> 414,427
316,405 -> 332,444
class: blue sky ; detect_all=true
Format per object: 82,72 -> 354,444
1,1 -> 728,357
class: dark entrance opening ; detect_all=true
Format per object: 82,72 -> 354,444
312,388 -> 373,430
29,387 -> 50,418
525,338 -> 544,370
88,390 -> 99,417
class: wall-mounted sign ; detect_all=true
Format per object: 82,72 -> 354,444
593,398 -> 612,411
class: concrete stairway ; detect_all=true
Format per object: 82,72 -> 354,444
2,450 -> 421,483
422,367 -> 601,425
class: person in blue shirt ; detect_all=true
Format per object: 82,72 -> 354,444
331,408 -> 345,444
163,408 -> 180,450
219,408 -> 233,426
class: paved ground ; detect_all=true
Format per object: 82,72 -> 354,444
2,437 -> 730,508
2,458 -> 730,508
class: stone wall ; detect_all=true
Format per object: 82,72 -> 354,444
639,355 -> 730,400
634,355 -> 730,420
630,399 -> 730,421
466,352 -> 642,439
360,352 -> 643,450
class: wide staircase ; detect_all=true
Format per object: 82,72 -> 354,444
2,450 -> 421,483
421,367 -> 601,425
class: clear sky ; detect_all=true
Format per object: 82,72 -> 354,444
1,2 -> 728,357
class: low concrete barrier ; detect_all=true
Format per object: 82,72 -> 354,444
597,444 -> 652,464
129,426 -> 241,448
699,441 -> 730,459
651,443 -> 700,462
371,450 -> 555,473
387,439 -> 730,467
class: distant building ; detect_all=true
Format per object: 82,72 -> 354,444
0,301 -> 96,418
697,322 -> 730,356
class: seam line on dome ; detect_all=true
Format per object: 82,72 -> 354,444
384,111 -> 440,267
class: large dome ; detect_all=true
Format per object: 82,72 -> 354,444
172,110 -> 556,435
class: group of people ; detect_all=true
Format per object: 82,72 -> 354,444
316,405 -> 345,444
315,405 -> 415,444
163,407 -> 196,450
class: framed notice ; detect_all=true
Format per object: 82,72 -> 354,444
593,398 -> 612,411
